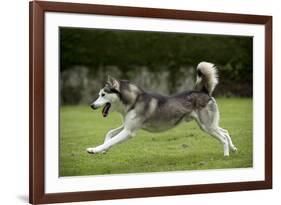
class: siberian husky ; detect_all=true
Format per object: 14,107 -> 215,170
87,62 -> 237,156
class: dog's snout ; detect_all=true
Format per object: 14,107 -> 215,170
90,104 -> 97,110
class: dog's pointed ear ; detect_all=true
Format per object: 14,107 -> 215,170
107,75 -> 120,91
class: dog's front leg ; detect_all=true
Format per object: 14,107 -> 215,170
87,129 -> 132,154
104,125 -> 124,143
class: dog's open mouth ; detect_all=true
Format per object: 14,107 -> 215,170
102,103 -> 111,117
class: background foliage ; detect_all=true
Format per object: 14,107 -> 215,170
60,28 -> 253,105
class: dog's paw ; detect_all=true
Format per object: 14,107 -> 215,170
86,148 -> 97,154
231,146 -> 238,153
223,154 -> 230,158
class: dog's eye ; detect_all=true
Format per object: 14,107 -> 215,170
101,93 -> 105,97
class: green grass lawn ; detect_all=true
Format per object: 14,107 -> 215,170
59,98 -> 253,176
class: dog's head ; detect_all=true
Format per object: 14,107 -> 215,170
90,76 -> 121,117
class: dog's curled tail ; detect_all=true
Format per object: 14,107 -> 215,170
195,62 -> 218,96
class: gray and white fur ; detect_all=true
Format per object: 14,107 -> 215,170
87,62 -> 237,157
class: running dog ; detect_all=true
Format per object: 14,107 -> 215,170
87,62 -> 237,156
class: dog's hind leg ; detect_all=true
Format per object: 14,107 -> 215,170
104,125 -> 124,143
209,128 -> 229,156
191,101 -> 230,157
219,127 -> 237,152
192,116 -> 230,156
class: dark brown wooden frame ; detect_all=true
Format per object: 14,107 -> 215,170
29,1 -> 272,204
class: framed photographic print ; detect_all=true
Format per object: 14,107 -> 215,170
29,1 -> 272,204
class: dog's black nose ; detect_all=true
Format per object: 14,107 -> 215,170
90,104 -> 96,110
